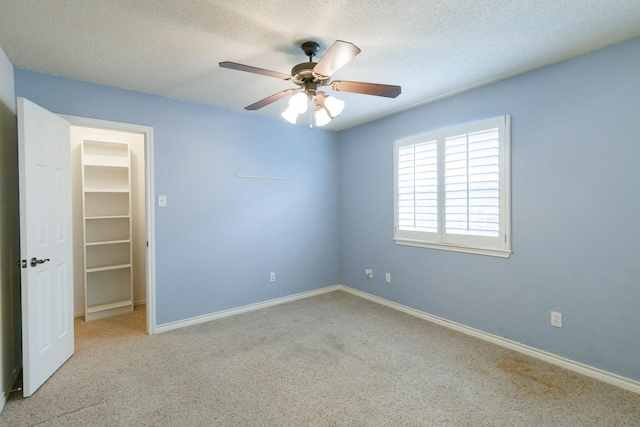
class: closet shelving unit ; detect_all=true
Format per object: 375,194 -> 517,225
81,140 -> 133,321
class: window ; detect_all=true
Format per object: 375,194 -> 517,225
394,116 -> 511,257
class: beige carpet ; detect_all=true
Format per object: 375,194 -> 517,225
1,291 -> 639,426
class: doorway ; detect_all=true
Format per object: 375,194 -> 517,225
64,116 -> 156,334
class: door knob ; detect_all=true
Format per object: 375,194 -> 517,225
30,257 -> 50,267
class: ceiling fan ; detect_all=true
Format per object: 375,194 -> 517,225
219,40 -> 401,126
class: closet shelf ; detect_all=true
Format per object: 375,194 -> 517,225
83,189 -> 129,193
84,164 -> 129,169
85,215 -> 130,220
85,239 -> 131,247
86,299 -> 133,314
86,263 -> 131,273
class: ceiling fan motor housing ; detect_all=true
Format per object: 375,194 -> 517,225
291,62 -> 316,84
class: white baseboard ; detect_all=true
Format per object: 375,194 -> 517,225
338,285 -> 640,395
154,285 -> 342,334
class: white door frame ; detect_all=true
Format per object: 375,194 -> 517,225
60,114 -> 156,334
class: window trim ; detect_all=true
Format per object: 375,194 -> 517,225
393,115 -> 511,258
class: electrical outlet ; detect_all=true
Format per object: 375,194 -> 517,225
385,273 -> 391,283
365,268 -> 373,279
270,272 -> 276,282
551,311 -> 562,328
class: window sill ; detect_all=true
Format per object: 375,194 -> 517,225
394,238 -> 512,258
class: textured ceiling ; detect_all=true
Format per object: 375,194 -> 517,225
1,1 -> 639,131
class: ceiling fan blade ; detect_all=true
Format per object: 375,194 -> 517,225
219,61 -> 290,80
312,40 -> 361,80
331,80 -> 401,98
245,89 -> 297,110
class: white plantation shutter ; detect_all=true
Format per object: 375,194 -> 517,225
394,116 -> 510,257
445,128 -> 500,237
397,140 -> 438,233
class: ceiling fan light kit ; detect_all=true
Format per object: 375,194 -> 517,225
220,40 -> 401,127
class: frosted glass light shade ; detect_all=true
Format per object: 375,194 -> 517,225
281,106 -> 299,124
315,107 -> 331,127
324,96 -> 345,117
289,92 -> 308,114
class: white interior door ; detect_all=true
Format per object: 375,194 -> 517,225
18,98 -> 74,397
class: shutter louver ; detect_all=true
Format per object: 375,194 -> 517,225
445,128 -> 500,237
398,140 -> 437,233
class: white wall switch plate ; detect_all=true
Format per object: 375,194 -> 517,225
385,273 -> 391,283
365,268 -> 373,279
270,272 -> 276,282
158,195 -> 167,207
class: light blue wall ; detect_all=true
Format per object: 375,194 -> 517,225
338,37 -> 640,381
14,71 -> 341,325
